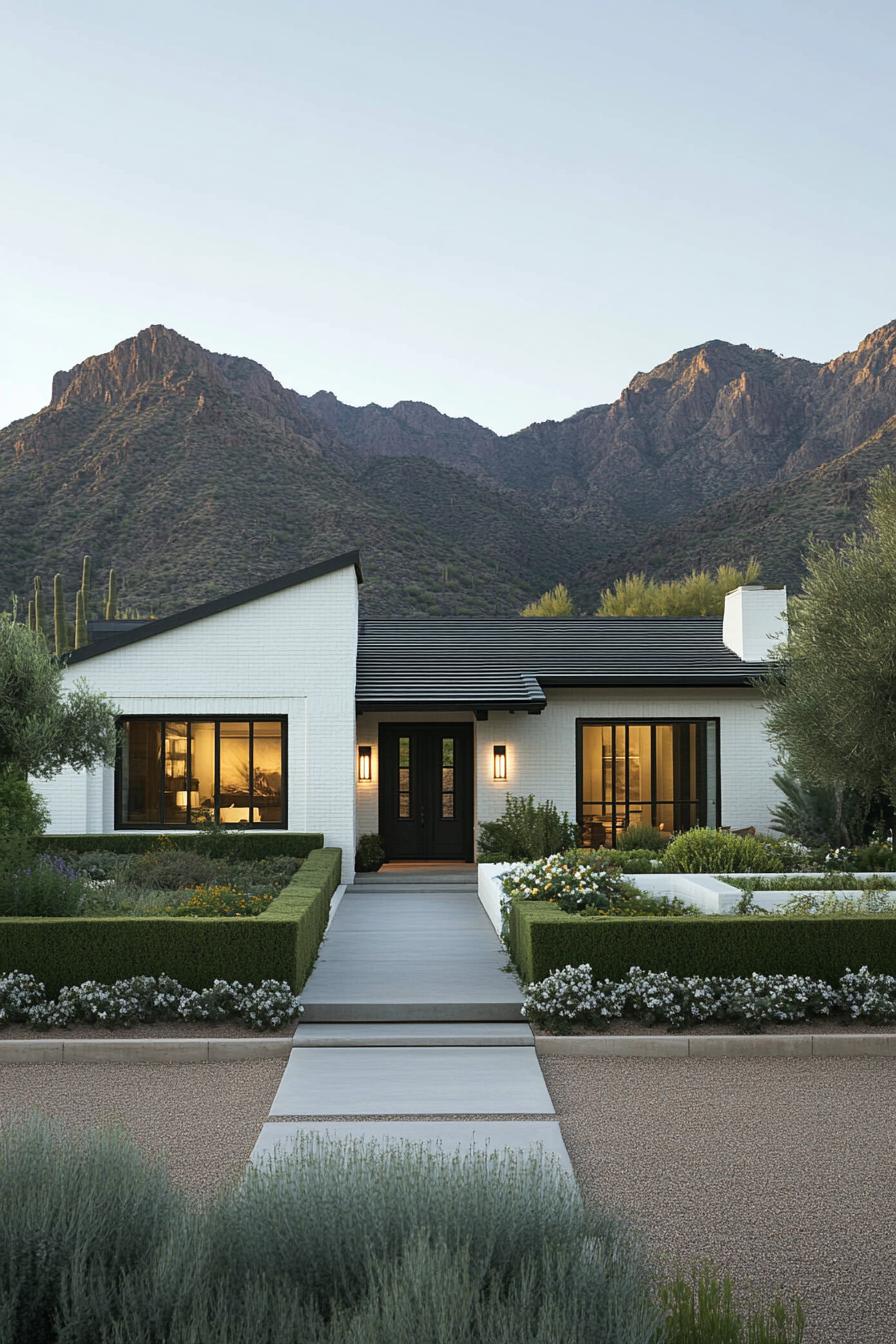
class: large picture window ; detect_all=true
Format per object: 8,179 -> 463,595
578,718 -> 718,848
117,717 -> 286,828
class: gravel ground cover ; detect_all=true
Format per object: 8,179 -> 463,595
0,1060 -> 283,1193
542,1055 -> 896,1344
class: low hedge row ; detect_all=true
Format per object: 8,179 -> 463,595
0,848 -> 341,994
508,900 -> 896,985
41,833 -> 325,859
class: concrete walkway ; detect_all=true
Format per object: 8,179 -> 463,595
251,869 -> 572,1172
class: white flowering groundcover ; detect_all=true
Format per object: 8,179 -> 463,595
523,963 -> 896,1033
0,972 -> 302,1031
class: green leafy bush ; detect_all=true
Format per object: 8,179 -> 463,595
0,854 -> 84,916
355,833 -> 385,872
478,794 -> 578,861
663,828 -> 793,873
0,769 -> 48,842
0,1121 -> 662,1344
770,768 -> 869,849
617,824 -> 668,852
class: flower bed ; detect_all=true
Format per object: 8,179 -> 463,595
0,970 -> 300,1031
500,854 -> 696,917
0,847 -> 341,993
523,963 -> 896,1033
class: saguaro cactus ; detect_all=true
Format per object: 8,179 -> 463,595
74,589 -> 87,650
33,576 -> 44,639
27,599 -> 34,632
104,567 -> 117,621
53,574 -> 67,655
79,554 -> 91,623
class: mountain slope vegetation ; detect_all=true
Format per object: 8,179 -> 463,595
1,321 -> 894,617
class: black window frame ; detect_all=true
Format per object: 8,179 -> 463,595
115,715 -> 288,829
575,716 -> 721,847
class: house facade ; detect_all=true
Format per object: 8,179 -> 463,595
35,552 -> 787,881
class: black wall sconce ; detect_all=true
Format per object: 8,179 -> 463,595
493,744 -> 507,780
358,745 -> 372,781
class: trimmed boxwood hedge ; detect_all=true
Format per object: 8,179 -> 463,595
0,848 -> 341,994
41,833 -> 324,859
509,900 -> 896,985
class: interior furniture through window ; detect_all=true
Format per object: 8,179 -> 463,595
578,718 -> 719,848
116,717 -> 285,827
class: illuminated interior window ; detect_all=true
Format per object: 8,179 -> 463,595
579,720 -> 717,848
117,718 -> 285,827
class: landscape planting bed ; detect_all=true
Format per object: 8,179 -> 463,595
0,847 -> 341,992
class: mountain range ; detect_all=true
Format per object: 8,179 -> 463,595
2,320 -> 895,618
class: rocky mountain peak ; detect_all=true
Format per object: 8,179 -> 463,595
49,325 -> 212,410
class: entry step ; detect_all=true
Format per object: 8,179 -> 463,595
293,1022 -> 533,1047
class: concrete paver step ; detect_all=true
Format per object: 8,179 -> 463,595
293,1022 -> 533,1047
269,1046 -> 555,1116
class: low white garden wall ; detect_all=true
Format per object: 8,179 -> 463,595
476,866 -> 894,928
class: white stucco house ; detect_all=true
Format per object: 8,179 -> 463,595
34,551 -> 788,881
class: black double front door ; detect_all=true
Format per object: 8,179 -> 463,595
378,724 -> 474,861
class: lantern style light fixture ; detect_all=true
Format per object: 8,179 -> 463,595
493,744 -> 507,781
358,745 -> 372,781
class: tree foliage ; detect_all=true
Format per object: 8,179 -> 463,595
520,583 -> 575,618
0,611 -> 117,779
763,469 -> 896,812
597,560 -> 762,616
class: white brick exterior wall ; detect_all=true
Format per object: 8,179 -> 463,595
356,687 -> 780,852
34,565 -> 359,881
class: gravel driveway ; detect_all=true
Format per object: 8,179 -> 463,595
0,1060 -> 283,1194
542,1055 -> 896,1344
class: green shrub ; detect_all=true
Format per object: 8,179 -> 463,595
0,1122 -> 662,1344
42,832 -> 324,860
355,833 -> 385,872
508,900 -> 896,984
617,824 -> 668,852
0,769 -> 48,843
852,840 -> 896,872
0,848 -> 340,992
478,794 -> 578,861
0,854 -> 84,916
770,768 -> 869,849
0,1116 -> 183,1344
615,848 -> 661,873
662,1264 -> 805,1343
663,827 -> 790,873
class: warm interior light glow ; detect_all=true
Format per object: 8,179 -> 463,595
358,745 -> 372,781
493,744 -> 507,780
175,790 -> 200,809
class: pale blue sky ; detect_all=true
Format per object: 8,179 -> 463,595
1,0 -> 893,433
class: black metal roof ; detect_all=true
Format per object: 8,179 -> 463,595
356,618 -> 768,712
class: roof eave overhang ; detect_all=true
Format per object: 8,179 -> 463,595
355,699 -> 546,715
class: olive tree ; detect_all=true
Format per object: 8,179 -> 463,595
763,469 -> 896,818
0,610 -> 116,780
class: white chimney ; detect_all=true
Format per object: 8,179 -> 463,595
722,585 -> 788,661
